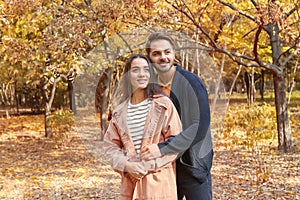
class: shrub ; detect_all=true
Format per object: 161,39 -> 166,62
48,109 -> 75,143
221,102 -> 290,186
223,102 -> 277,149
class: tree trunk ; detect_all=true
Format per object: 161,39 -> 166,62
14,82 -> 19,114
288,59 -> 298,104
68,80 -> 76,114
212,52 -> 224,115
273,73 -> 293,152
260,70 -> 265,101
67,68 -> 76,114
250,67 -> 255,104
45,105 -> 53,138
227,65 -> 242,107
95,67 -> 113,140
43,76 -> 60,138
1,84 -> 11,118
267,22 -> 294,152
244,71 -> 251,105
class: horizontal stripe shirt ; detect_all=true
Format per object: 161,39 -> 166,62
127,98 -> 151,159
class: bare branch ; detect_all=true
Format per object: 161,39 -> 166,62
253,24 -> 265,67
177,0 -> 197,23
278,34 -> 300,64
242,26 -> 258,39
170,0 -> 288,76
281,40 -> 300,67
60,1 -> 105,26
218,0 -> 258,23
167,0 -> 219,48
117,33 -> 133,53
250,0 -> 258,7
215,48 -> 257,67
284,2 -> 300,20
214,46 -> 282,74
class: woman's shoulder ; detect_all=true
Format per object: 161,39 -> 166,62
152,94 -> 173,107
111,100 -> 128,115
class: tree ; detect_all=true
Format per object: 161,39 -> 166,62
164,0 -> 299,152
0,0 -> 107,137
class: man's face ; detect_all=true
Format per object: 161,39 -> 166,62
148,39 -> 175,73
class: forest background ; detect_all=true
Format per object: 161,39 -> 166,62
0,0 -> 299,199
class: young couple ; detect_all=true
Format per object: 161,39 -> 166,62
104,32 -> 213,200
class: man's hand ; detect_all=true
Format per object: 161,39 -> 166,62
140,144 -> 162,160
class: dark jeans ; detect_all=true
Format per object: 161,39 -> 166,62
176,161 -> 212,200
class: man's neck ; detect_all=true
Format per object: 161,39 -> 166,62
157,65 -> 176,85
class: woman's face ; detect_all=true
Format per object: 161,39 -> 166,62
129,57 -> 150,92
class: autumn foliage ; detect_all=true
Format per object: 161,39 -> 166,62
1,0 -> 300,199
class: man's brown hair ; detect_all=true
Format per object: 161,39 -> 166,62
145,32 -> 176,55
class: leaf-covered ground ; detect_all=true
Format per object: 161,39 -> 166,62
0,111 -> 299,199
0,114 -> 120,199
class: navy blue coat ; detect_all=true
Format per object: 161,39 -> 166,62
158,64 -> 213,183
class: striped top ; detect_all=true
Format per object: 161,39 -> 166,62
127,98 -> 151,159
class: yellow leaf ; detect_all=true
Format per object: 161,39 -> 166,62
30,176 -> 38,180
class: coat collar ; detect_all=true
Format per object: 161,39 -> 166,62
112,94 -> 167,116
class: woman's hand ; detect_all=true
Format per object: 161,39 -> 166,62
127,172 -> 145,182
125,161 -> 147,182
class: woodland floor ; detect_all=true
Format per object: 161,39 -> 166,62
0,110 -> 299,200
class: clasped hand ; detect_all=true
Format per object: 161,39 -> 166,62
125,144 -> 162,182
125,161 -> 147,182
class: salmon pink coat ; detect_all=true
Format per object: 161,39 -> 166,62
104,95 -> 182,200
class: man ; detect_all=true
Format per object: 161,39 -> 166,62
141,32 -> 213,200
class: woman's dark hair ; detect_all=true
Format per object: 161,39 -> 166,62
122,54 -> 162,100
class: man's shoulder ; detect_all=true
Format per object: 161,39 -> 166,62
176,64 -> 199,79
175,64 -> 203,84
174,64 -> 208,95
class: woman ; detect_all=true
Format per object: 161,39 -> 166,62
104,54 -> 182,200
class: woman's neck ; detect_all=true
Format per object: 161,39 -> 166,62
131,89 -> 147,104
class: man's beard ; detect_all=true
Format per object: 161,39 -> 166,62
154,62 -> 174,73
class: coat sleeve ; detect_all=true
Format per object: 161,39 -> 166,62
142,97 -> 182,171
103,119 -> 128,175
158,73 -> 211,157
